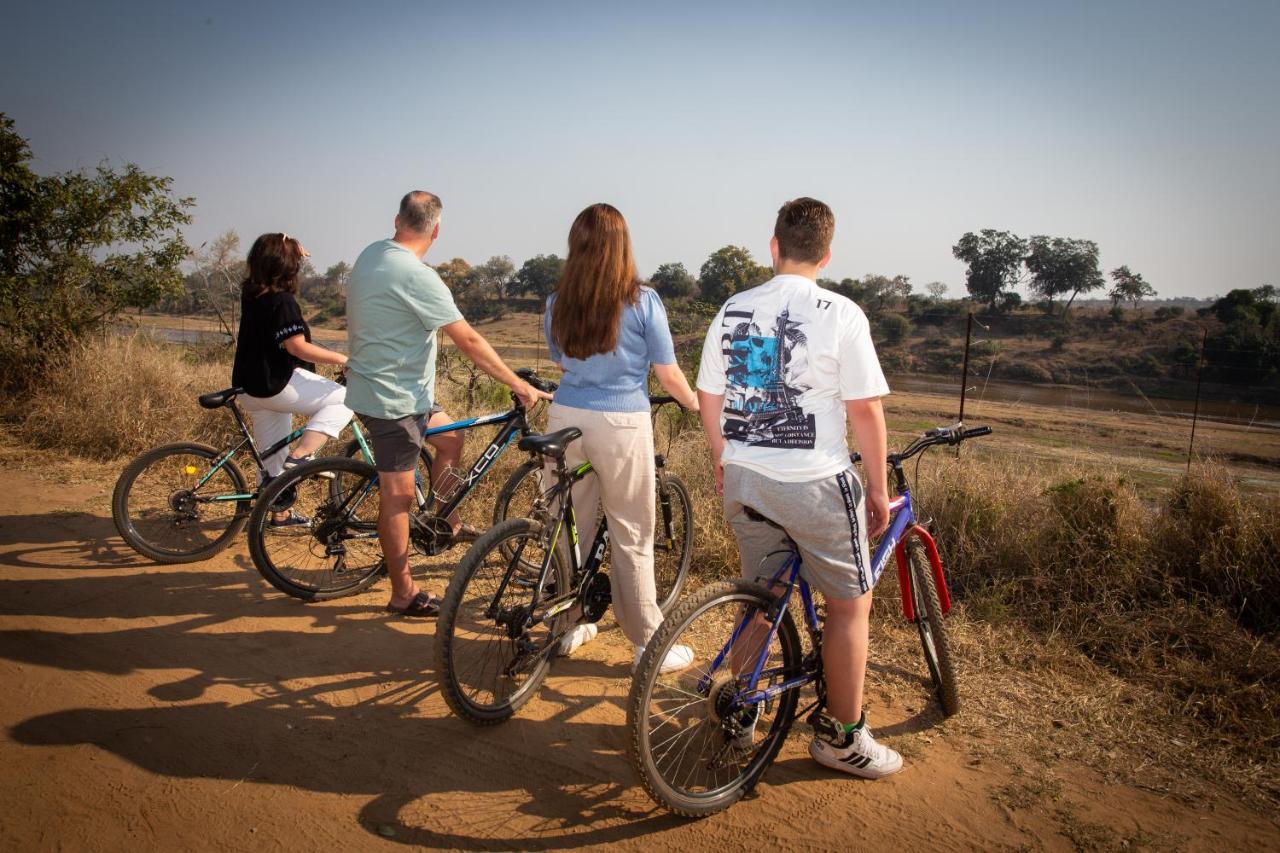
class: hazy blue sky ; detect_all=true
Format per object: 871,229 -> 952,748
3,1 -> 1277,298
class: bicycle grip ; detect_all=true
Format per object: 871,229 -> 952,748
961,426 -> 993,439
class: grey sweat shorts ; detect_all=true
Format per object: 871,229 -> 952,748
722,464 -> 880,600
359,412 -> 428,473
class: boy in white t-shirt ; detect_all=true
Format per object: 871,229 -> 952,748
696,197 -> 901,778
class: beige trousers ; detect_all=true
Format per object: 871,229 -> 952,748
544,403 -> 663,648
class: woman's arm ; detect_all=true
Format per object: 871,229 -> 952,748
652,363 -> 698,411
282,335 -> 348,367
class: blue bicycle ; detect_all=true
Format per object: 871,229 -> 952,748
626,423 -> 991,817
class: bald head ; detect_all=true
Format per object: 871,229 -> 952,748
397,191 -> 442,237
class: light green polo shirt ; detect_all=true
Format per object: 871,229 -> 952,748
345,239 -> 463,419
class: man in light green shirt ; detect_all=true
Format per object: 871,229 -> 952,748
347,191 -> 549,616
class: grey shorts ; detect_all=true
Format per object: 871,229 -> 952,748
722,464 -> 880,600
359,412 -> 429,473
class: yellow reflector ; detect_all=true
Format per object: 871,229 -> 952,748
184,465 -> 199,475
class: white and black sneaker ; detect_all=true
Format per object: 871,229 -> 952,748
809,713 -> 903,779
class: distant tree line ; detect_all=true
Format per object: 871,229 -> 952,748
951,229 -> 1157,316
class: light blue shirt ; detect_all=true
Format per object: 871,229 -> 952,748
544,286 -> 677,412
345,239 -> 463,419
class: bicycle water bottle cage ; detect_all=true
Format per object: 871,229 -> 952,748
517,427 -> 582,460
197,387 -> 244,409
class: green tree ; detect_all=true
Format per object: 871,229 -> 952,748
698,245 -> 771,302
1204,286 -> 1279,385
650,262 -> 696,299
1024,236 -> 1105,315
951,230 -> 1026,310
512,253 -> 564,298
0,114 -> 192,382
472,255 -> 515,301
859,274 -> 912,317
434,257 -> 473,291
1108,265 -> 1155,309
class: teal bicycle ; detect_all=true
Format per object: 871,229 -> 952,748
111,384 -> 429,564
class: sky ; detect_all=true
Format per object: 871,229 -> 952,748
2,0 -> 1278,298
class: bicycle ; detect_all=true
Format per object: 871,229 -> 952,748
489,394 -> 695,613
435,417 -> 696,725
626,423 -> 991,817
244,368 -> 557,601
111,383 -> 428,564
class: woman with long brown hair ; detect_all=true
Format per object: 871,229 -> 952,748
231,233 -> 352,525
543,204 -> 699,672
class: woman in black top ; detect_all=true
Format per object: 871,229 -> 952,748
231,233 -> 352,524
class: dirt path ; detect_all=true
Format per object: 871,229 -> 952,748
0,457 -> 1276,852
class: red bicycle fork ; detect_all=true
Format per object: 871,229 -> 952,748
895,525 -> 952,622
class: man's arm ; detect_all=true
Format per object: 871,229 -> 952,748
698,390 -> 726,495
846,396 -> 889,536
441,319 -> 552,408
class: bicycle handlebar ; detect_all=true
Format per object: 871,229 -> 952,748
849,423 -> 993,466
649,395 -> 677,407
514,367 -> 558,395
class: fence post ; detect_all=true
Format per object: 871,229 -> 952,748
958,312 -> 974,423
1186,327 -> 1208,473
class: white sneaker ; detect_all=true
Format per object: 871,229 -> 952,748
728,703 -> 760,750
809,719 -> 903,779
635,644 -> 695,674
557,623 -> 597,656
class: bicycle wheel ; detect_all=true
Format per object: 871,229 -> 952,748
112,442 -> 250,563
627,579 -> 803,817
653,473 -> 693,614
342,438 -> 433,510
436,517 -> 571,725
905,535 -> 960,716
247,456 -> 386,601
491,458 -> 542,525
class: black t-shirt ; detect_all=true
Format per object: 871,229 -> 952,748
231,290 -> 316,397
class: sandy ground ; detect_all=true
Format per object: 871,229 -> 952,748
1,456 -> 1278,852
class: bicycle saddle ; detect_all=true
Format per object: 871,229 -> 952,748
197,387 -> 244,409
518,427 -> 582,459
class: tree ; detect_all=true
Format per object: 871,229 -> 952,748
512,253 -> 564,299
324,261 -> 351,297
859,274 -> 912,317
472,255 -> 515,301
1108,265 -> 1155,309
951,230 -> 1026,310
1025,236 -> 1105,315
187,231 -> 245,337
650,262 -> 696,299
925,281 -> 948,300
698,245 -> 771,302
0,113 -> 192,382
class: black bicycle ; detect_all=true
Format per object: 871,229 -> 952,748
489,394 -> 695,613
244,368 -> 556,601
436,420 -> 694,725
111,384 -> 427,564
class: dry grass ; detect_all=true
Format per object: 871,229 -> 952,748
11,335 -> 238,458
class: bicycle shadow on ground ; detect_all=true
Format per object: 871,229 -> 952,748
0,511 -> 153,570
2,559 -> 687,849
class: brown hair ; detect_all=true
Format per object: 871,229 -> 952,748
774,197 -> 835,264
398,190 -> 442,235
241,233 -> 303,297
551,204 -> 640,359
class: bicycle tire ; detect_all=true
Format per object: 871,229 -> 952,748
341,438 -> 433,510
627,579 -> 803,817
436,517 -> 572,725
247,456 -> 387,601
653,474 -> 693,614
112,442 -> 250,563
906,535 -> 960,716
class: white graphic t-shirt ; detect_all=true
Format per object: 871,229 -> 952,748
697,274 -> 890,482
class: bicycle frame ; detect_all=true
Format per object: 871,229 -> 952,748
708,481 -> 952,708
192,404 -> 377,503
